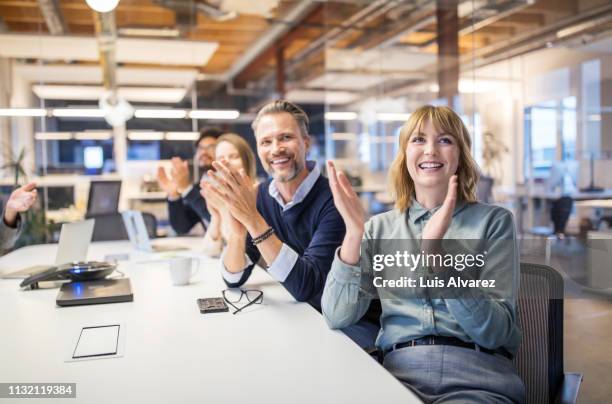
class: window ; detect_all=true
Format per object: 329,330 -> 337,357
524,96 -> 577,179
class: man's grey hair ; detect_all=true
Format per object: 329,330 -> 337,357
251,100 -> 309,138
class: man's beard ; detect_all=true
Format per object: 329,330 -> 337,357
266,156 -> 305,183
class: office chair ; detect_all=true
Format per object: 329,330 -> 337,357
514,262 -> 582,404
551,197 -> 573,235
527,197 -> 574,263
86,180 -> 122,216
87,212 -> 157,242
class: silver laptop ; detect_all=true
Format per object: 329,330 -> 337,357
1,219 -> 95,279
121,211 -> 187,252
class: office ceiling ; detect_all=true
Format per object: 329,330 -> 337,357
0,0 -> 611,108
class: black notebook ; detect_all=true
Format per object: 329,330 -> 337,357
56,278 -> 134,307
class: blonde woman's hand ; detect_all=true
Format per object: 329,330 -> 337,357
202,176 -> 248,240
207,161 -> 258,231
220,207 -> 247,241
422,175 -> 457,240
200,179 -> 222,218
327,161 -> 365,238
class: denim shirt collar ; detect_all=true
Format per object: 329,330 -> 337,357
268,161 -> 320,211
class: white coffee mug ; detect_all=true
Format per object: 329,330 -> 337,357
169,257 -> 199,286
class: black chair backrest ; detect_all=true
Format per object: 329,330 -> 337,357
141,212 -> 158,239
514,262 -> 564,404
87,212 -> 157,242
550,196 -> 573,234
86,180 -> 122,216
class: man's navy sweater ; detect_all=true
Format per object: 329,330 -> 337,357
224,175 -> 345,311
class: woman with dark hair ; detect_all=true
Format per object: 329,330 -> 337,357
322,105 -> 525,403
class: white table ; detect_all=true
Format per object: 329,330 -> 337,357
0,238 -> 420,404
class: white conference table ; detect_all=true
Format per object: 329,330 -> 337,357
0,238 -> 420,404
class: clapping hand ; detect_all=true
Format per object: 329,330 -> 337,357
327,161 -> 365,237
170,157 -> 191,194
327,161 -> 365,265
200,178 -> 223,218
422,175 -> 457,240
205,161 -> 258,230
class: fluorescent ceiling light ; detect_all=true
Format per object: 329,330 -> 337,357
120,87 -> 186,103
0,108 -> 46,117
188,110 -> 240,120
128,131 -> 164,141
165,132 -> 199,141
118,27 -> 180,38
285,89 -> 358,105
85,0 -> 120,13
325,112 -> 358,121
377,113 -> 411,122
35,132 -> 72,140
34,85 -> 187,103
0,34 -> 218,66
134,109 -> 187,119
74,131 -> 112,140
52,108 -> 105,118
426,79 -> 503,94
458,79 -> 501,94
19,66 -> 198,87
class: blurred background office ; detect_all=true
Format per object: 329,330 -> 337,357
0,0 -> 611,401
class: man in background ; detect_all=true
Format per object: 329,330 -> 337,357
157,128 -> 221,234
1,182 -> 38,253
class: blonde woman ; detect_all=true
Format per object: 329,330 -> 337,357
199,133 -> 257,257
322,105 -> 524,403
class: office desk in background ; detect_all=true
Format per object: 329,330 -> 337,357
0,238 -> 419,404
497,186 -> 612,232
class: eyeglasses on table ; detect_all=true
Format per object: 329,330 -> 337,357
222,288 -> 263,314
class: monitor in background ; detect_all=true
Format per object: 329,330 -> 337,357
84,146 -> 104,175
86,180 -> 121,216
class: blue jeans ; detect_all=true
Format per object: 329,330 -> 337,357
383,344 -> 526,403
341,320 -> 380,349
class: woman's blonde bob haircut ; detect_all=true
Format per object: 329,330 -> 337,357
389,105 -> 479,212
216,133 -> 257,180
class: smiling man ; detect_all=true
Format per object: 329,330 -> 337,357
204,100 -> 379,349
